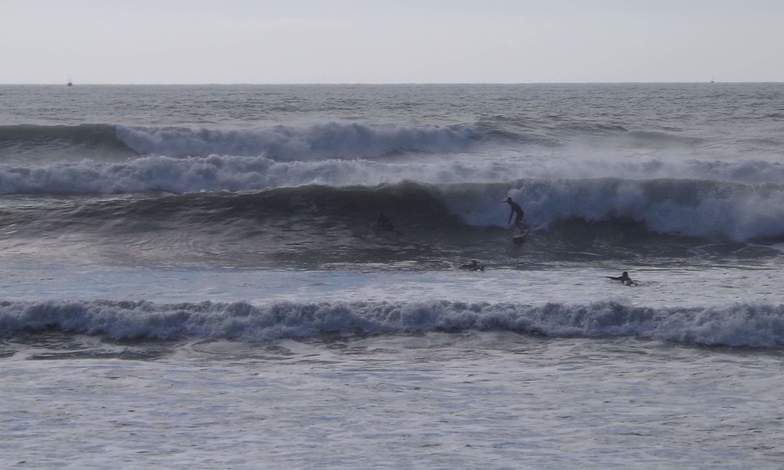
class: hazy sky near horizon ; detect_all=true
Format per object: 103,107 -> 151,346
2,0 -> 783,84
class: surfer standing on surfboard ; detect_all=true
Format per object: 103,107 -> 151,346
504,196 -> 526,230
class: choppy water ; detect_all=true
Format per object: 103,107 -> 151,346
1,84 -> 783,468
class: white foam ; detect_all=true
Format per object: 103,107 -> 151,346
115,122 -> 481,160
441,178 -> 784,241
0,154 -> 510,194
1,299 -> 782,348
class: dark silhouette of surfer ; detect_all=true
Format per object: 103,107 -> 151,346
375,212 -> 394,232
504,196 -> 526,230
459,260 -> 485,272
608,271 -> 637,286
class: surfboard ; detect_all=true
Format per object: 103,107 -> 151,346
512,227 -> 529,244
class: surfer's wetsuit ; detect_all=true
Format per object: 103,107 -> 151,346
504,197 -> 525,229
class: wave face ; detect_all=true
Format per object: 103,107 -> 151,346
2,300 -> 782,348
0,124 -> 137,162
0,124 -> 121,148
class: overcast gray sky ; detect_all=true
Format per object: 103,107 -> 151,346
2,0 -> 783,84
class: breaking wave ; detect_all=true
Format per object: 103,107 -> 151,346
0,122 -> 486,162
115,122 -> 484,159
3,146 -> 784,196
2,177 -> 784,242
0,155 -> 507,194
443,178 -> 784,241
1,300 -> 782,348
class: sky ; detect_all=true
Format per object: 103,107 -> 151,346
1,0 -> 783,84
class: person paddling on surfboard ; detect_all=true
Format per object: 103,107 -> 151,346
459,260 -> 485,272
607,271 -> 637,286
504,196 -> 526,230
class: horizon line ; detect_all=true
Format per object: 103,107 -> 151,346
2,80 -> 783,86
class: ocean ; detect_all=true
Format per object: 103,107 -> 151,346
1,83 -> 783,468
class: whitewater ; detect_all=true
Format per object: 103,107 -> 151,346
1,84 -> 783,469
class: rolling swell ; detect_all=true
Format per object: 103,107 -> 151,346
1,299 -> 782,348
0,124 -> 137,161
0,124 -> 122,147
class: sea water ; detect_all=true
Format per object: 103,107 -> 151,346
1,84 -> 783,468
